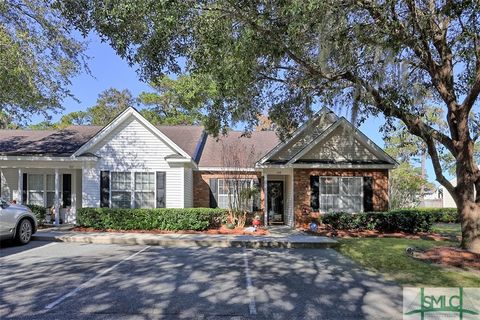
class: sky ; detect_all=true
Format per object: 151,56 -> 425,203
38,32 -> 439,184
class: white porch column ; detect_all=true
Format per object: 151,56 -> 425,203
18,168 -> 23,204
54,168 -> 60,225
264,173 -> 268,226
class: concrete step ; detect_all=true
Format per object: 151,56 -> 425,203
33,231 -> 338,249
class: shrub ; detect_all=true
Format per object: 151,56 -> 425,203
77,207 -> 227,231
411,208 -> 459,223
322,209 -> 436,233
26,204 -> 47,225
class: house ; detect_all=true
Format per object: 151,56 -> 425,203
0,107 -> 396,227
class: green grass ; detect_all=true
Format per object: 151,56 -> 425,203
336,238 -> 480,287
431,223 -> 461,236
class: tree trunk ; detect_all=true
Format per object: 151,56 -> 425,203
459,201 -> 480,253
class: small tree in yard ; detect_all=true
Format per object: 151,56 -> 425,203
390,162 -> 435,209
61,1 -> 480,252
220,139 -> 260,228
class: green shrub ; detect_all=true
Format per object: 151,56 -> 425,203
77,207 -> 227,231
322,209 -> 436,233
410,208 -> 459,223
26,204 -> 47,225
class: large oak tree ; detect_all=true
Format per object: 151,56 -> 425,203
59,0 -> 480,252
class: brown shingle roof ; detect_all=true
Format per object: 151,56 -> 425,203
0,124 -> 280,166
156,125 -> 204,159
197,131 -> 280,167
0,126 -> 102,156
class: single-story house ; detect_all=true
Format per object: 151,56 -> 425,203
0,107 -> 396,227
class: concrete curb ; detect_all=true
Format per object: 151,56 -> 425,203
32,233 -> 338,249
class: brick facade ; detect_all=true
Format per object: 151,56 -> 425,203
193,171 -> 263,208
293,169 -> 389,226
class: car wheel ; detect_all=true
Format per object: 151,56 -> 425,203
16,219 -> 33,245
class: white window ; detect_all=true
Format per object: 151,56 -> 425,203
46,175 -> 56,207
134,172 -> 155,208
217,179 -> 254,211
111,172 -> 132,208
28,174 -> 44,206
319,177 -> 363,213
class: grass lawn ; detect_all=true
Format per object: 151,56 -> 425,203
336,237 -> 480,287
431,223 -> 461,236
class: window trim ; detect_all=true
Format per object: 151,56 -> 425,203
217,178 -> 255,211
26,173 -> 65,208
109,170 -> 158,209
318,176 -> 364,213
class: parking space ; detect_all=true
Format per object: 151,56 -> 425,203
0,242 -> 402,319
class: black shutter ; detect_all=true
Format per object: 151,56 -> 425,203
22,173 -> 27,204
310,176 -> 319,211
209,178 -> 218,208
363,176 -> 374,212
62,174 -> 72,208
100,171 -> 110,208
252,178 -> 261,211
156,171 -> 166,208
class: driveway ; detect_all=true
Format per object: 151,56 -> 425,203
0,241 -> 402,319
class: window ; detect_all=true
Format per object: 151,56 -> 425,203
217,179 -> 254,211
134,172 -> 155,208
28,174 -> 44,206
319,177 -> 363,213
111,172 -> 132,208
46,175 -> 55,207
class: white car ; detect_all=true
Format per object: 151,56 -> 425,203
0,199 -> 37,244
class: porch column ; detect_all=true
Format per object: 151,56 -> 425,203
264,173 -> 268,226
54,168 -> 60,225
17,168 -> 23,204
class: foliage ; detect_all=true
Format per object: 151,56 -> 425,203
0,0 -> 87,123
26,204 -> 46,225
88,88 -> 136,126
137,75 -> 208,126
77,207 -> 226,231
337,238 -> 479,287
389,162 -> 434,209
322,210 -> 436,233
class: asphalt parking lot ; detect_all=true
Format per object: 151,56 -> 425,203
0,241 -> 402,319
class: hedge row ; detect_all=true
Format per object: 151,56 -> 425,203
322,210 -> 434,233
77,208 -> 227,231
414,208 -> 459,223
26,204 -> 47,225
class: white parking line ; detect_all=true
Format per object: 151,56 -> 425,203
45,246 -> 150,310
243,247 -> 257,315
0,242 -> 58,259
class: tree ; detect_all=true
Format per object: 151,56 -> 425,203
61,1 -> 480,251
220,139 -> 261,228
88,88 -> 136,126
137,76 -> 206,125
390,162 -> 434,210
0,0 -> 88,122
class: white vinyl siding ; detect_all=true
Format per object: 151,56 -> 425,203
82,117 -> 190,208
319,177 -> 363,213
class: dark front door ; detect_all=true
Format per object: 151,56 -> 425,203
267,181 -> 284,224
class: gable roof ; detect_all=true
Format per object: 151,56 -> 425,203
72,107 -> 192,159
258,107 -> 338,164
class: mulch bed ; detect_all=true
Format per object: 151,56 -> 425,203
71,226 -> 269,236
302,226 -> 459,241
410,247 -> 480,270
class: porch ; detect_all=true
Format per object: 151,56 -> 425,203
0,156 -> 96,224
261,168 -> 294,227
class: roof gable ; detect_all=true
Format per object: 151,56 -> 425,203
287,118 -> 397,165
72,107 -> 192,159
258,107 -> 338,164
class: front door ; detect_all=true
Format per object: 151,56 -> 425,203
267,181 -> 284,224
